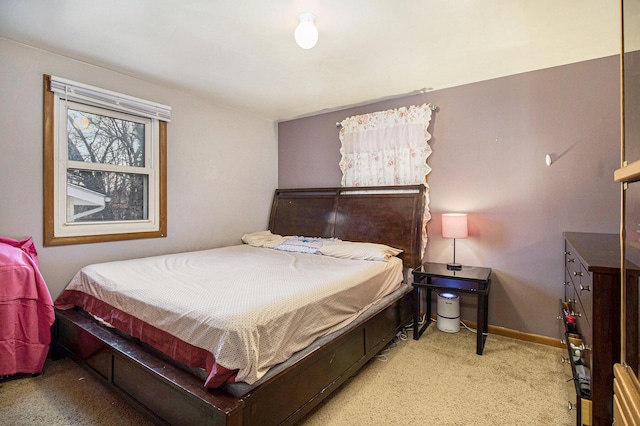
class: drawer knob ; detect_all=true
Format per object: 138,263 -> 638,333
561,357 -> 570,364
568,401 -> 576,411
563,281 -> 571,286
580,285 -> 591,292
570,311 -> 582,317
573,271 -> 583,277
560,339 -> 566,345
557,315 -> 563,321
567,258 -> 576,263
565,251 -> 572,256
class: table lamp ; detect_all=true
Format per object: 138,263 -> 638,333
442,213 -> 468,270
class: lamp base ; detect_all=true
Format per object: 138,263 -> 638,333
446,263 -> 462,271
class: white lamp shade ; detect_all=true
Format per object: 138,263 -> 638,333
442,213 -> 468,239
295,12 -> 318,49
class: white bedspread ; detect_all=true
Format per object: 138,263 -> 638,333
62,245 -> 402,384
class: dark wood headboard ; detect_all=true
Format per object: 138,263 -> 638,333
268,185 -> 425,268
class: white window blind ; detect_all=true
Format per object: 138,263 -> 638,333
49,76 -> 172,122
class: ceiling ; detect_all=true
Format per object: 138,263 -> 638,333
0,0 -> 620,121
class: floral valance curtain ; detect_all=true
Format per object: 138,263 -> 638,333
338,103 -> 434,247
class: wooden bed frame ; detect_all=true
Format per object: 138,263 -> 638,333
53,185 -> 425,425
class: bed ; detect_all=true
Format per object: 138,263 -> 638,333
52,185 -> 425,425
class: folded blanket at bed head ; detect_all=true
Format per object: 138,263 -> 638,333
274,236 -> 327,254
241,230 -> 403,262
241,231 -> 329,254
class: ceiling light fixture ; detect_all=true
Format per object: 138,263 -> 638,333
295,12 -> 318,49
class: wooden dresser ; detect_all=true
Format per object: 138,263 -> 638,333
561,232 -> 639,426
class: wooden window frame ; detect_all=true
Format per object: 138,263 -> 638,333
43,75 -> 167,246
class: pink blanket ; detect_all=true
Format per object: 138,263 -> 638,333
0,237 -> 54,376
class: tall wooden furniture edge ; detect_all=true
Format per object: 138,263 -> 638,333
614,363 -> 640,425
615,0 -> 640,424
52,185 -> 425,425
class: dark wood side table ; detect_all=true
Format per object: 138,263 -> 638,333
412,262 -> 492,355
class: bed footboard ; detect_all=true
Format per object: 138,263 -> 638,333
55,308 -> 243,425
53,286 -> 412,425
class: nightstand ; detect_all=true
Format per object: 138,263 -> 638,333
412,261 -> 492,355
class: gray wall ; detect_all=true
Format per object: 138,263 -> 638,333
278,56 -> 621,338
0,39 -> 279,299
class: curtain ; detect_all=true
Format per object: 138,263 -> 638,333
338,103 -> 434,249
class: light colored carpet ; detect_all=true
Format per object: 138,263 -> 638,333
300,326 -> 574,425
0,326 -> 575,425
0,358 -> 155,426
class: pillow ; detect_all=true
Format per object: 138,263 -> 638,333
241,230 -> 288,248
318,240 -> 402,262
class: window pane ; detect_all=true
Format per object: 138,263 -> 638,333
67,169 -> 148,222
67,108 -> 145,167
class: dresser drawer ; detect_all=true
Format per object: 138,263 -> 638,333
565,241 -> 592,326
575,275 -> 592,330
564,275 -> 591,346
565,251 -> 581,281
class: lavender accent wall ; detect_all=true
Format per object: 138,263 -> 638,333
278,56 -> 621,339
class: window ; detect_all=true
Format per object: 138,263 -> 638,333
43,75 -> 170,245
